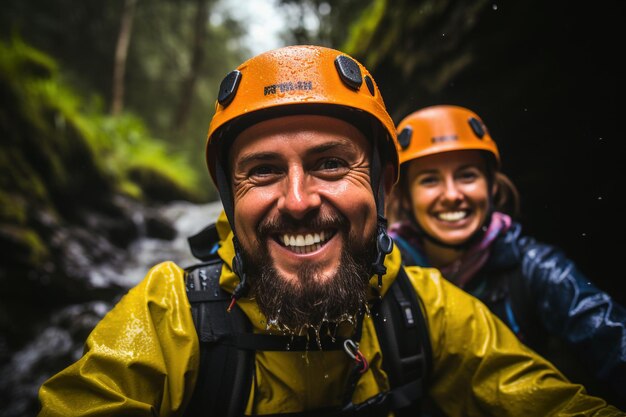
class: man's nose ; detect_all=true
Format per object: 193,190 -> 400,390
277,169 -> 321,219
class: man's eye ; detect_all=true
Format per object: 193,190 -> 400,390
319,158 -> 345,170
249,165 -> 278,177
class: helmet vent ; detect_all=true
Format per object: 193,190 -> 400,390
218,70 -> 242,107
334,55 -> 362,90
364,75 -> 375,96
468,117 -> 485,139
398,126 -> 413,149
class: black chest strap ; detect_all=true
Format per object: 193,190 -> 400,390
183,259 -> 254,417
372,267 -> 432,415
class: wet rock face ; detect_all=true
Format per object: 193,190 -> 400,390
0,199 -> 222,417
0,194 -> 140,356
0,301 -> 112,417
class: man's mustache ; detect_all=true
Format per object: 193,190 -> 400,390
257,210 -> 349,237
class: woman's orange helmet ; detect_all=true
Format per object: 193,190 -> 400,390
206,45 -> 400,186
396,105 -> 500,167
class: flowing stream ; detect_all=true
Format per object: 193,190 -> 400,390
0,200 -> 223,417
88,200 -> 223,288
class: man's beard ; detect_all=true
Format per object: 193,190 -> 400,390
239,210 -> 377,336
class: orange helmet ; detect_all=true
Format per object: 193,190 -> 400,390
206,45 -> 399,295
206,45 -> 400,186
396,105 -> 500,167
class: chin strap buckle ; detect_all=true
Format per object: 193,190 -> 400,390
372,218 -> 393,287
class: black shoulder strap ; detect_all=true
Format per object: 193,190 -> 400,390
371,266 -> 432,415
187,223 -> 221,262
183,259 -> 254,417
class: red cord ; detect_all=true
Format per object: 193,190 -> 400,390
227,296 -> 237,312
355,350 -> 369,373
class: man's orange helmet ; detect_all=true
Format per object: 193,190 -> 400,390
206,45 -> 400,186
396,105 -> 500,167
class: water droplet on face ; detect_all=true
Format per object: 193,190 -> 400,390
492,4 -> 498,10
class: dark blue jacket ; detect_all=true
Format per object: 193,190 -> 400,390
394,221 -> 626,408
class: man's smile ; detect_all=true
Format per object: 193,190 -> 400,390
276,230 -> 337,254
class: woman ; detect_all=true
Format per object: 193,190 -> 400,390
388,104 -> 625,408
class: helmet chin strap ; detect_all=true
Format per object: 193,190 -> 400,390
214,155 -> 249,304
369,135 -> 394,287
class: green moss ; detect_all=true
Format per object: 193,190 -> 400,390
1,36 -> 204,209
0,145 -> 49,205
0,224 -> 49,267
0,191 -> 27,225
118,180 -> 143,200
126,164 -> 201,203
341,0 -> 387,64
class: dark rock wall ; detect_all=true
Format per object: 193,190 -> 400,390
356,1 -> 626,304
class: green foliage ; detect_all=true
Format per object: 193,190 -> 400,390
341,0 -> 386,59
0,36 -> 205,208
0,0 -> 248,197
97,113 -> 203,201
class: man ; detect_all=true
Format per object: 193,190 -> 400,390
37,45 -> 623,416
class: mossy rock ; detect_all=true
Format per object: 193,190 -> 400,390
127,165 -> 203,203
0,223 -> 49,269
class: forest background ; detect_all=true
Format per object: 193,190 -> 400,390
1,1 -> 624,416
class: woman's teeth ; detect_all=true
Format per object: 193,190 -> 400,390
437,211 -> 467,221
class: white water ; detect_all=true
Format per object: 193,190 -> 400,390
89,200 -> 224,288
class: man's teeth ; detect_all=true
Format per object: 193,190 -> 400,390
282,232 -> 326,246
437,211 -> 467,221
281,231 -> 328,253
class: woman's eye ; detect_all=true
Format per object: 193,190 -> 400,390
418,175 -> 438,186
458,170 -> 479,181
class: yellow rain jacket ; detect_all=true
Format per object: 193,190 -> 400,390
38,212 -> 623,416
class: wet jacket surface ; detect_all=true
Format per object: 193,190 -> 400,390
393,220 -> 626,409
37,213 -> 624,416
